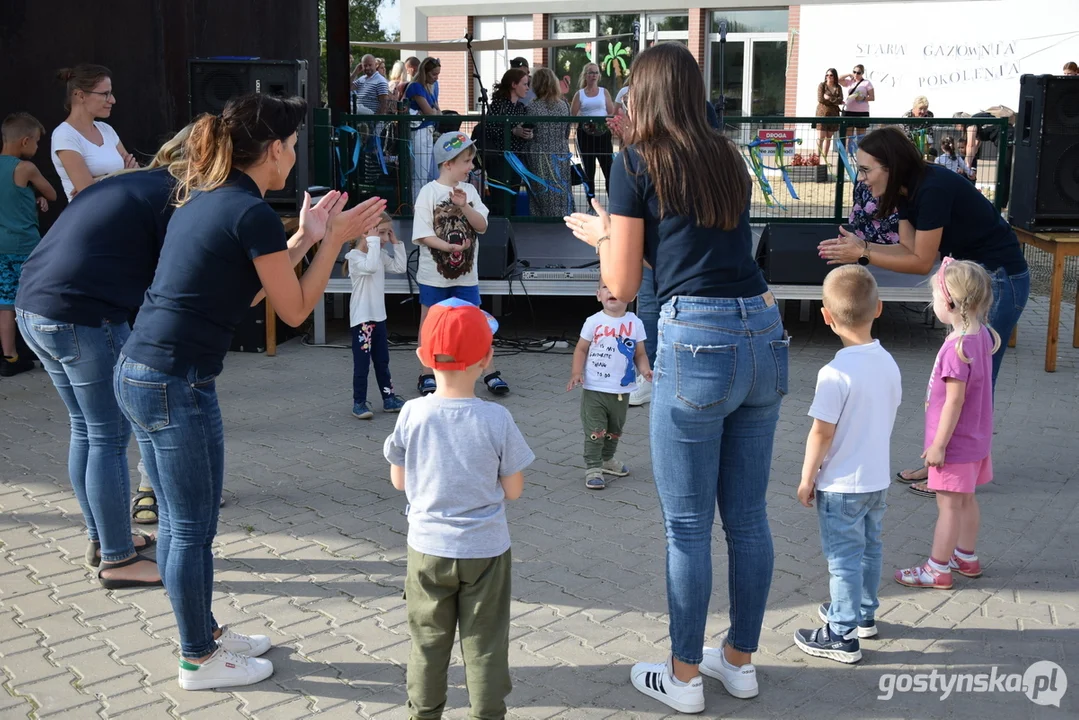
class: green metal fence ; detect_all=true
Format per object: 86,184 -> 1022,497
312,108 -> 1010,223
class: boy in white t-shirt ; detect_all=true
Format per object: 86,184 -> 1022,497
795,265 -> 901,664
412,131 -> 511,397
567,282 -> 651,490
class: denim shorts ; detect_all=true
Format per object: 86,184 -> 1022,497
418,283 -> 481,308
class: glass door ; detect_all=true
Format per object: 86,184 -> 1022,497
709,40 -> 745,118
750,41 -> 787,116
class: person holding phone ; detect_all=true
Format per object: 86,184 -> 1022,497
484,68 -> 533,189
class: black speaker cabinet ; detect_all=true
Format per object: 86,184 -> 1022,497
1009,74 -> 1079,232
188,58 -> 310,213
755,223 -> 835,285
478,217 -> 518,280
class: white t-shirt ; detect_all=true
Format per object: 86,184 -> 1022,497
346,238 -> 407,326
51,121 -> 124,200
808,340 -> 902,494
412,179 -> 489,288
579,310 -> 646,395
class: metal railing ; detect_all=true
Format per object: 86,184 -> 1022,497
312,108 -> 1010,223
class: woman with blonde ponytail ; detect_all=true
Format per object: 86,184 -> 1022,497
113,92 -> 386,691
15,124 -> 195,594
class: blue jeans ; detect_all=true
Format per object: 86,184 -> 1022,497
650,294 -> 788,661
15,310 -> 136,562
114,355 -> 222,658
987,267 -> 1029,387
636,266 -> 659,370
816,489 -> 887,635
352,321 -> 394,405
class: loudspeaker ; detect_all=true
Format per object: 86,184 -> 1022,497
755,224 -> 834,285
1008,74 -> 1079,232
230,301 -> 268,353
188,58 -> 310,212
478,218 -> 518,280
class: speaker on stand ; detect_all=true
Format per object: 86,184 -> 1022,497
1008,74 -> 1079,232
188,58 -> 309,214
478,218 -> 519,280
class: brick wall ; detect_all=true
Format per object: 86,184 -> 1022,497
427,15 -> 469,112
785,5 -> 800,116
533,14 -> 548,68
689,8 -> 707,73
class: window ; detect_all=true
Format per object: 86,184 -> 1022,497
551,13 -> 689,96
712,10 -> 789,34
707,10 -> 789,117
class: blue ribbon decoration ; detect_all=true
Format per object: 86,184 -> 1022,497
836,140 -> 858,184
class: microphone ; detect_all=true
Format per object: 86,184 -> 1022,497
464,31 -> 472,42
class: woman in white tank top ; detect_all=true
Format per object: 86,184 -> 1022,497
570,63 -> 616,197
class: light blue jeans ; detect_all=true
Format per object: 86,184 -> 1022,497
987,266 -> 1029,387
650,294 -> 788,662
816,489 -> 887,635
114,354 -> 222,658
15,309 -> 137,562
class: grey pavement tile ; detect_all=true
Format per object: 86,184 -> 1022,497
1,301 -> 1077,718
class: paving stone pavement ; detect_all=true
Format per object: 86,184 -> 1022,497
1,297 -> 1077,720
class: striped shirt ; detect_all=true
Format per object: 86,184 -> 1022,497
351,73 -> 389,113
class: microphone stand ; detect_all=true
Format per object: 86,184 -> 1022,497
717,19 -> 728,133
465,33 -> 489,193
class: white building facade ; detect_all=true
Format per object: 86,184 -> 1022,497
398,0 -> 1079,118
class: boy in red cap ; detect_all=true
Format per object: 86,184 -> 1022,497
384,298 -> 535,718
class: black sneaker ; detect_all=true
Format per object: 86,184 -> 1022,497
818,602 -> 878,638
417,374 -> 436,396
0,354 -> 34,377
793,624 -> 861,664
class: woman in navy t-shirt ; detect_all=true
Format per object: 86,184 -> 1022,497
818,126 -> 1029,485
114,93 -> 385,691
565,44 -> 787,712
15,130 -> 190,591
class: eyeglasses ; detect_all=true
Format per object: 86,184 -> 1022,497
586,71 -> 600,76
856,164 -> 883,179
85,90 -> 114,100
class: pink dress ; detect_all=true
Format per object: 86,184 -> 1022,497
924,327 -> 995,492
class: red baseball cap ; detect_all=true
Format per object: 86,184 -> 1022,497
417,299 -> 498,371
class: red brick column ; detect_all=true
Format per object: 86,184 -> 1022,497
533,14 -> 548,68
427,15 -> 469,112
689,9 -> 708,73
784,6 -> 800,117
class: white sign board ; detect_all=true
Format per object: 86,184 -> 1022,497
796,0 -> 1079,118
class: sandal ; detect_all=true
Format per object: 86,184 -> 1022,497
131,488 -> 158,525
484,371 -> 510,396
908,481 -> 936,498
895,562 -> 952,589
896,467 -> 928,484
97,554 -> 163,590
85,531 -> 157,568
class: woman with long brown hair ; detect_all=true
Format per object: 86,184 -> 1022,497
484,67 -> 534,188
816,68 -> 843,158
405,57 -> 442,203
565,43 -> 787,713
114,93 -> 385,690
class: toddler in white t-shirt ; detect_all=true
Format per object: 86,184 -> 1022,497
567,282 -> 651,490
794,265 -> 902,664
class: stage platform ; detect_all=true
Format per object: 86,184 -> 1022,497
312,220 -> 932,344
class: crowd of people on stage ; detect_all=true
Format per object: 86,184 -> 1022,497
0,47 -> 1065,715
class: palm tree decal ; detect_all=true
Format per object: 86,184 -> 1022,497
602,42 -> 631,78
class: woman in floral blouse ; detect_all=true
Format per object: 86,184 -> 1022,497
848,180 -> 899,244
484,68 -> 534,187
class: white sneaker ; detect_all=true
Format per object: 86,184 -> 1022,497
630,658 -> 705,714
178,647 -> 273,690
217,626 -> 272,657
628,377 -> 652,406
699,645 -> 759,699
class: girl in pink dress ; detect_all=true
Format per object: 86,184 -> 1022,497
895,258 -> 1001,589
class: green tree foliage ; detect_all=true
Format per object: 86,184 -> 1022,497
318,0 -> 396,102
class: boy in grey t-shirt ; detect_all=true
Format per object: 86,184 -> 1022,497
384,298 -> 534,718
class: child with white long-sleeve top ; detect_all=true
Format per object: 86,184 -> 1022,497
345,212 -> 407,419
